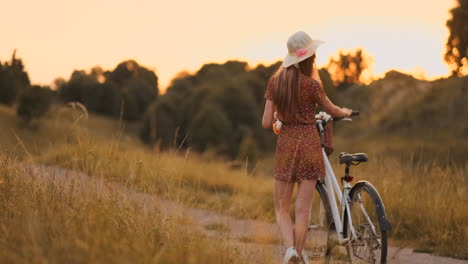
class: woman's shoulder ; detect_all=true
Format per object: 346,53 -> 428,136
264,75 -> 276,100
299,72 -> 322,88
267,75 -> 280,91
268,75 -> 277,84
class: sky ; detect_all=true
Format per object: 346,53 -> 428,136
0,0 -> 457,91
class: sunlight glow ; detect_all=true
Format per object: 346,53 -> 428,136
0,0 -> 457,91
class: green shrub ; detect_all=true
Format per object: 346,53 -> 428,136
16,85 -> 52,125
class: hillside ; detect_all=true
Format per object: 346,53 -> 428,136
0,104 -> 144,158
333,72 -> 468,135
329,72 -> 468,164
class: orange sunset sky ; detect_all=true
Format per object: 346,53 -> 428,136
1,0 -> 456,91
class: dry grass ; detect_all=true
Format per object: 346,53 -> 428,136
36,140 -> 275,222
0,104 -> 143,158
0,104 -> 467,259
0,154 -> 248,263
350,157 -> 468,258
36,137 -> 468,258
238,235 -> 282,245
204,222 -> 231,232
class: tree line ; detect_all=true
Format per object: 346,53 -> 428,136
0,50 -> 53,125
56,60 -> 158,121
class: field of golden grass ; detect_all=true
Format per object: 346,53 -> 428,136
0,104 -> 467,260
36,140 -> 467,258
37,141 -> 275,221
0,104 -> 143,157
0,155 -> 248,263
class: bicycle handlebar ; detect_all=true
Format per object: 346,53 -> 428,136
316,110 -> 359,140
331,111 -> 360,121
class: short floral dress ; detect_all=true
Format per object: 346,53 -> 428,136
264,72 -> 327,182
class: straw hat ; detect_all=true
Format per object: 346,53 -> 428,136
282,31 -> 325,68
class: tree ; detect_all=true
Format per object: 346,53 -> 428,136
139,60 -> 280,158
17,85 -> 52,125
189,103 -> 233,153
327,48 -> 373,89
141,95 -> 182,148
58,70 -> 98,103
0,50 -> 30,105
119,90 -> 139,121
318,68 -> 337,101
445,0 -> 468,76
57,60 -> 159,120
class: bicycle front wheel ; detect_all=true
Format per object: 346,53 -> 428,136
344,181 -> 391,264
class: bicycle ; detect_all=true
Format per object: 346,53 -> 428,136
304,111 -> 392,264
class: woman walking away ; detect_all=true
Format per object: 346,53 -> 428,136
262,31 -> 352,264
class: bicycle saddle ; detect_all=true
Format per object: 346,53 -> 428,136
339,152 -> 368,164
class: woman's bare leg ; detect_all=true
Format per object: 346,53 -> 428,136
274,179 -> 295,248
294,178 -> 317,255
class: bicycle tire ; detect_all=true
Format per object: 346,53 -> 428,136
305,180 -> 335,263
343,181 -> 391,264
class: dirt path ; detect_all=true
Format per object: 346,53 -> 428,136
27,164 -> 467,264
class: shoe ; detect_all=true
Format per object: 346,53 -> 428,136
283,247 -> 300,264
300,250 -> 310,264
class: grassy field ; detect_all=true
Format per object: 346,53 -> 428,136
0,154 -> 249,263
0,104 -> 467,259
0,104 -> 143,158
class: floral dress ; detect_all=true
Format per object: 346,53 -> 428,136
264,72 -> 326,182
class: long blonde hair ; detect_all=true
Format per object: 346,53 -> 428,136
272,54 -> 316,122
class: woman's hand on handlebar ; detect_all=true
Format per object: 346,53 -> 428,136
342,107 -> 353,117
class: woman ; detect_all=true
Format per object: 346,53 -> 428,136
262,31 -> 352,264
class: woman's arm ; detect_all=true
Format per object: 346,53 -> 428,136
262,99 -> 275,129
321,96 -> 352,117
312,61 -> 352,117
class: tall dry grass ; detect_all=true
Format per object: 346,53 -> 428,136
0,104 -> 143,158
36,137 -> 468,258
347,156 -> 468,258
37,138 -> 275,222
1,103 -> 466,259
0,154 -> 251,263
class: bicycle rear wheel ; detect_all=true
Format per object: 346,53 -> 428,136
344,181 -> 390,264
304,180 -> 335,263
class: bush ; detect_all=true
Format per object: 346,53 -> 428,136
17,85 -> 52,125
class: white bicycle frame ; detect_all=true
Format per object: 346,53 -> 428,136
320,147 -> 358,244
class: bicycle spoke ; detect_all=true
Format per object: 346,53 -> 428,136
347,187 -> 385,264
358,194 -> 379,239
